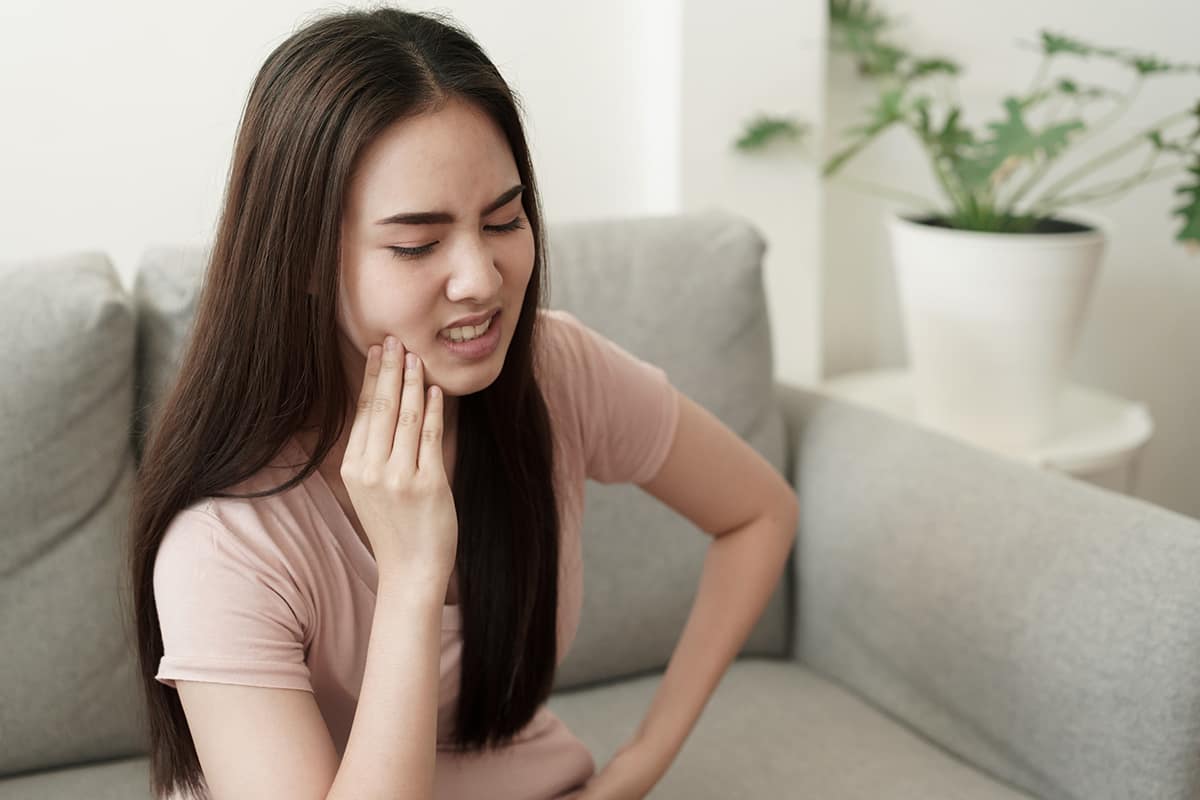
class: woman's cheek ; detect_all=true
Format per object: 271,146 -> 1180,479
511,229 -> 536,276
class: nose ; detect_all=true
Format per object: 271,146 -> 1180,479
445,233 -> 503,304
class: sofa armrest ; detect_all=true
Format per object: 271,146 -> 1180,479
773,380 -> 1200,800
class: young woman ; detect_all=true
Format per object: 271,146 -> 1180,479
126,7 -> 798,800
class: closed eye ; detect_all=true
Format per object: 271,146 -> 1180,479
388,217 -> 527,260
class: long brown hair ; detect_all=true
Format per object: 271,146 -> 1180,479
123,7 -> 560,797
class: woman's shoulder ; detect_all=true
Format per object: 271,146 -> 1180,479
533,307 -> 598,377
534,307 -> 661,391
534,306 -> 582,351
159,453 -> 315,575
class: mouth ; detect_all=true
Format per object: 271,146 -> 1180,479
437,309 -> 502,359
438,308 -> 500,341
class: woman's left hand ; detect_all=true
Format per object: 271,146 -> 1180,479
573,737 -> 665,800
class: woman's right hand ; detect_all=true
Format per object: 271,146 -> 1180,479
340,336 -> 458,587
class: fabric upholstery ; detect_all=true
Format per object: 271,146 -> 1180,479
0,252 -> 148,776
130,211 -> 792,692
5,213 -> 1200,799
549,658 -> 1039,799
776,381 -> 1200,800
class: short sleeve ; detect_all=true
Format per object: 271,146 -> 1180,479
153,508 -> 313,692
546,309 -> 680,485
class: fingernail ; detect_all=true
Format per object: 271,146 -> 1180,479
384,336 -> 396,351
406,353 -> 416,369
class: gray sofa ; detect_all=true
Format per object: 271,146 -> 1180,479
3,209 -> 1199,799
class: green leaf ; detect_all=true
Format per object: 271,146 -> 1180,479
828,0 -> 911,78
1015,86 -> 1058,111
858,42 -> 909,77
952,96 -> 1085,191
1039,31 -> 1095,57
1010,81 -> 1114,116
945,97 -> 1089,194
913,100 -> 932,139
1131,56 -> 1175,76
1038,30 -> 1126,60
823,139 -> 871,177
928,107 -> 975,154
1127,54 -> 1200,76
1038,29 -> 1200,75
824,90 -> 931,178
847,88 -> 907,136
1173,159 -> 1200,248
904,58 -> 962,80
734,115 -> 809,152
1051,78 -> 1120,102
988,96 -> 1084,159
829,0 -> 891,36
953,156 -> 1006,194
1147,129 -> 1198,156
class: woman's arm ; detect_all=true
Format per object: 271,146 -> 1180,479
593,389 -> 799,794
327,571 -> 447,800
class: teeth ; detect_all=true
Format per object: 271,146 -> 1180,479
442,315 -> 492,342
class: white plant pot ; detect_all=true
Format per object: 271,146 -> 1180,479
887,211 -> 1107,455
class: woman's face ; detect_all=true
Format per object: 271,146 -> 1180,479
333,97 -> 535,403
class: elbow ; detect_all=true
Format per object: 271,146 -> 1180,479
778,493 -> 800,548
775,488 -> 799,531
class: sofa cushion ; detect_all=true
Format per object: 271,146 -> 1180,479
0,253 -> 147,776
0,659 -> 1036,800
0,756 -> 153,800
545,210 -> 790,687
548,657 -> 1037,799
788,389 -> 1200,799
132,210 -> 792,691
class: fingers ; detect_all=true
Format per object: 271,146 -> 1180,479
417,383 -> 444,474
346,343 -> 383,460
363,336 -> 405,466
389,349 -> 426,470
345,336 -> 441,476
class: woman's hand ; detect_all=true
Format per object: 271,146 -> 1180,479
340,336 -> 457,585
574,737 -> 664,800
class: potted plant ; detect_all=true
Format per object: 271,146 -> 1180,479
736,0 -> 1200,453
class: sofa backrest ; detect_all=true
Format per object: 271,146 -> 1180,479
0,252 -> 149,777
0,211 -> 791,778
542,210 -> 790,687
789,392 -> 1200,800
130,208 -> 790,692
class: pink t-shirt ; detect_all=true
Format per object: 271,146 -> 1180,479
153,308 -> 680,800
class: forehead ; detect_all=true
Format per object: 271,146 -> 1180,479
346,99 -> 519,220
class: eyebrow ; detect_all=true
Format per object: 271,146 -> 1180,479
374,184 -> 526,226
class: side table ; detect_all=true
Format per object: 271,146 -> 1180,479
817,367 -> 1155,496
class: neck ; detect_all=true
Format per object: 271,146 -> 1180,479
442,393 -> 459,434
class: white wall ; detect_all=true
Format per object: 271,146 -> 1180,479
0,0 -> 679,289
0,0 -> 825,388
23,1 -> 1187,518
821,0 -> 1200,518
1,0 -> 826,382
682,0 -> 827,385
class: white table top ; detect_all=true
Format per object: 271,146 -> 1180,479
817,367 -> 1154,475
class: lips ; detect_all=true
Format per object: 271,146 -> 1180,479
441,308 -> 499,331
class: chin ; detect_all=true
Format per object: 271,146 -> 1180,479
429,359 -> 505,399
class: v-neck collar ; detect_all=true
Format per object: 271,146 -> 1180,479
286,435 -> 461,630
